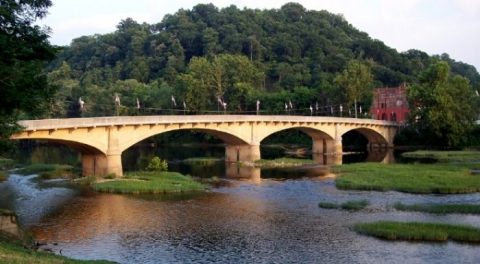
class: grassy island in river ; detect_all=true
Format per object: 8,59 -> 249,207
93,171 -> 206,194
334,163 -> 480,194
354,221 -> 480,243
401,150 -> 480,162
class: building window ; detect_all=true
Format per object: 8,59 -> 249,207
381,113 -> 387,120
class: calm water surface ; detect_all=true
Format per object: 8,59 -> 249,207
1,146 -> 480,263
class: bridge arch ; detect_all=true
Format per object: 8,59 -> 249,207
257,126 -> 335,143
341,127 -> 390,149
119,127 -> 250,153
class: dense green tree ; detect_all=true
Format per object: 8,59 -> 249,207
44,3 -> 479,119
0,0 -> 55,147
408,61 -> 477,147
180,54 -> 263,112
334,60 -> 373,118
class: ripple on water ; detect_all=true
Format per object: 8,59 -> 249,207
10,175 -> 477,264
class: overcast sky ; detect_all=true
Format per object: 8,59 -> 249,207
40,0 -> 480,71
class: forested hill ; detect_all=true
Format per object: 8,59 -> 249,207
46,3 -> 480,117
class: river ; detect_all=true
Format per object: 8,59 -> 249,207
1,145 -> 480,263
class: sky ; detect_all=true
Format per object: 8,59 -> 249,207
39,0 -> 480,71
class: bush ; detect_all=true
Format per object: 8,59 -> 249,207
146,157 -> 168,171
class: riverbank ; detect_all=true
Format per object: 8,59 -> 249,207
0,234 -> 113,264
93,171 -> 206,194
334,163 -> 480,194
354,221 -> 480,243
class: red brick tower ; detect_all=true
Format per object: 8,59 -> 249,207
370,83 -> 409,123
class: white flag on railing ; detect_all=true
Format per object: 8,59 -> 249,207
78,97 -> 85,110
115,94 -> 121,106
171,95 -> 177,107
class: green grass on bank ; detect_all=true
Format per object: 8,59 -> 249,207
394,202 -> 480,215
318,199 -> 370,211
182,157 -> 223,165
254,158 -> 314,168
402,150 -> 480,162
16,164 -> 75,180
334,163 -> 480,194
93,171 -> 206,194
0,235 -> 113,264
354,221 -> 480,243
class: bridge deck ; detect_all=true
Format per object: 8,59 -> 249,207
17,115 -> 397,131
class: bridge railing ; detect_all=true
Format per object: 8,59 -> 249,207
77,106 -> 376,120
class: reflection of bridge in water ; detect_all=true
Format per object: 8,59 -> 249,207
11,115 -> 398,177
225,150 -> 394,183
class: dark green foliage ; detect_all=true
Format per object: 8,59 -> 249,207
44,3 -> 479,118
354,221 -> 480,243
0,0 -> 56,147
407,62 -> 478,147
146,156 -> 168,171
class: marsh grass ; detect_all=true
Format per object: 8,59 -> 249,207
341,200 -> 370,211
394,202 -> 480,214
318,200 -> 369,211
354,221 -> 480,243
318,202 -> 339,209
334,163 -> 480,194
93,171 -> 206,194
254,158 -> 314,168
182,157 -> 223,166
401,150 -> 480,162
16,163 -> 74,179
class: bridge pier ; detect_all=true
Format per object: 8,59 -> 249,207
225,144 -> 261,163
82,154 -> 108,177
106,154 -> 123,177
82,154 -> 123,177
312,139 -> 342,155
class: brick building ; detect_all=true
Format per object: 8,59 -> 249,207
370,83 -> 409,123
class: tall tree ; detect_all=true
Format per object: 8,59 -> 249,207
0,0 -> 56,147
334,60 -> 373,118
408,61 -> 477,147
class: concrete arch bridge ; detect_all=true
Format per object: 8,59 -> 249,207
11,115 -> 398,177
